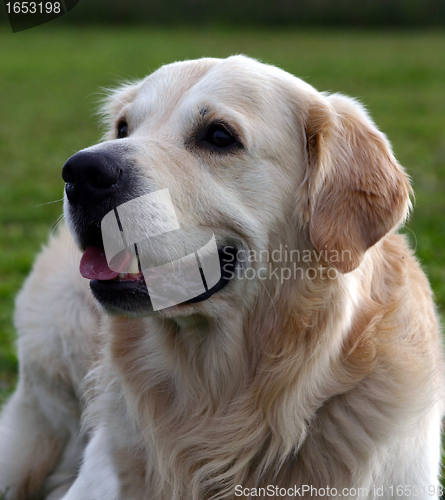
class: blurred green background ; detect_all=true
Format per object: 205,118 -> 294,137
0,0 -> 444,463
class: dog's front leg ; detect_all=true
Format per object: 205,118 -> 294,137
61,427 -> 121,500
0,378 -> 69,500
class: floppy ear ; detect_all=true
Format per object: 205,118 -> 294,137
305,93 -> 411,273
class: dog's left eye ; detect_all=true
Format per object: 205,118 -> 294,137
117,121 -> 128,139
201,124 -> 240,150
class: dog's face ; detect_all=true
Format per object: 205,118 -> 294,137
63,56 -> 410,319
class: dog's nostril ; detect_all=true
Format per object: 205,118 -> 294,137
86,165 -> 121,190
62,163 -> 75,184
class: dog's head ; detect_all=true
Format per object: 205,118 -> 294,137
63,56 -> 411,318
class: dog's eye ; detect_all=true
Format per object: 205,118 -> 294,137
117,121 -> 128,139
202,124 -> 239,150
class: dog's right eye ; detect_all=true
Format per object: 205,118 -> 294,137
117,121 -> 128,139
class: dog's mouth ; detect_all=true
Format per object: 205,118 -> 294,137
79,243 -> 238,314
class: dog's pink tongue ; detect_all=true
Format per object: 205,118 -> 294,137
80,246 -> 131,280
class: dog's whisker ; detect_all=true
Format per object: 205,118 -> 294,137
50,214 -> 65,237
35,198 -> 64,207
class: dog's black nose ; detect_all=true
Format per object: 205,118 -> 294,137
62,151 -> 122,204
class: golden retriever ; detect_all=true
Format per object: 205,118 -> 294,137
0,56 -> 443,500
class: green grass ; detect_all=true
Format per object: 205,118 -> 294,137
0,24 -> 444,426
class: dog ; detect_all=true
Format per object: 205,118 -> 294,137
0,55 -> 443,500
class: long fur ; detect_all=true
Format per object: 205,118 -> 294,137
0,56 -> 443,500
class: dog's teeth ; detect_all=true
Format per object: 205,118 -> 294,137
118,272 -> 125,279
127,255 -> 139,274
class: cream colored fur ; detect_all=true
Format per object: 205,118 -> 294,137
0,56 -> 443,500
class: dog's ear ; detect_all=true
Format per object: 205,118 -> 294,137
305,94 -> 411,273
